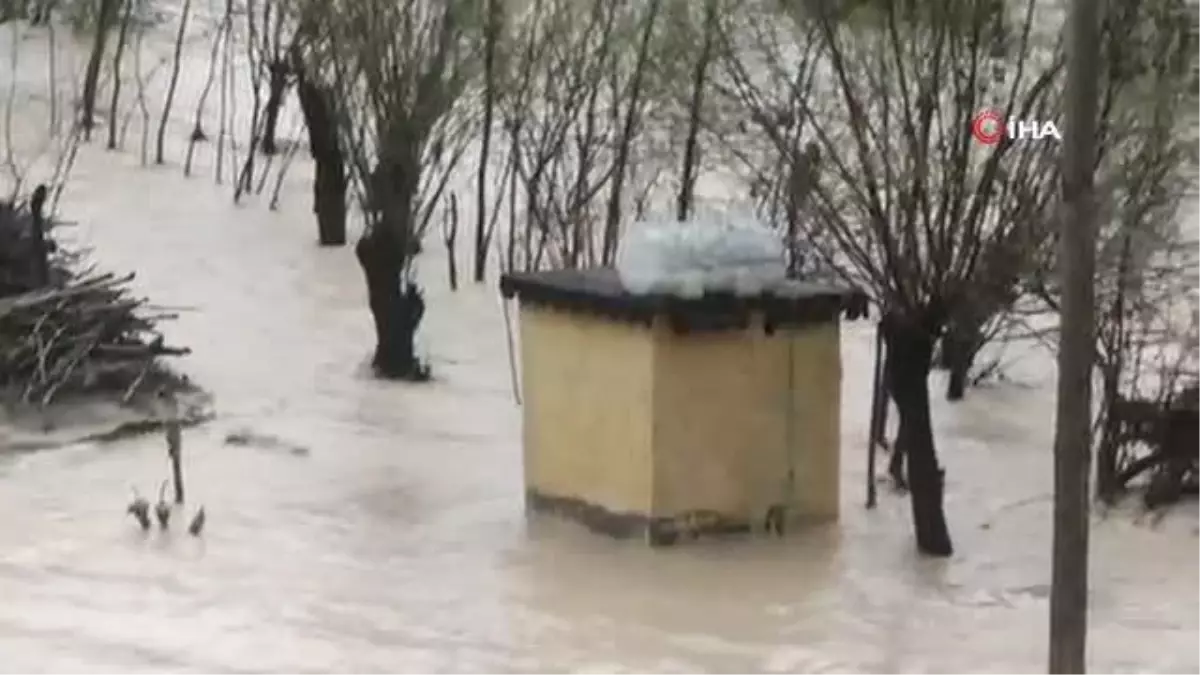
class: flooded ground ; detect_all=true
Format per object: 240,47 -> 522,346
0,13 -> 1197,674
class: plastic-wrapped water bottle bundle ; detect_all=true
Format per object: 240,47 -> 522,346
615,212 -> 788,298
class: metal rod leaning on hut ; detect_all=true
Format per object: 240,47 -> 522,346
496,232 -> 522,406
165,396 -> 185,504
501,293 -> 521,406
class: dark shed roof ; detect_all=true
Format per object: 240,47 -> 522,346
500,268 -> 869,334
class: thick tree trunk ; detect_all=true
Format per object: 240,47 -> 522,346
355,231 -> 426,380
884,316 -> 953,557
260,59 -> 289,156
295,65 -> 346,247
357,154 -> 427,381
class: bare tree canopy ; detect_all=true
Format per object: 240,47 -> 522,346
721,0 -> 1067,556
295,0 -> 480,379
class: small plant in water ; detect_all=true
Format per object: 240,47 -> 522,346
126,488 -> 151,531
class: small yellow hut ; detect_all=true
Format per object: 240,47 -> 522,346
500,268 -> 867,546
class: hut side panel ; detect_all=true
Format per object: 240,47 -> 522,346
519,304 -> 656,522
784,321 -> 843,521
648,315 -> 843,533
650,314 -> 790,528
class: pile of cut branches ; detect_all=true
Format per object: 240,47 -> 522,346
0,186 -> 190,406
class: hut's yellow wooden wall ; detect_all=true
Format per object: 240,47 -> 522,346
518,304 -> 841,531
651,319 -> 841,524
518,306 -> 655,515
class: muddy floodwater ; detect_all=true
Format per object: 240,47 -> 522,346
0,146 -> 1194,674
0,10 -> 1197,668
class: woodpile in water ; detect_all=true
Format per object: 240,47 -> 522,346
0,186 -> 190,406
1100,385 -> 1199,511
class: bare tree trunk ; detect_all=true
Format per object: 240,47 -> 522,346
156,0 -> 193,165
166,417 -> 185,503
235,0 -> 264,201
506,121 -> 520,272
784,143 -> 819,278
942,322 -> 982,402
259,58 -> 289,155
1095,236 -> 1132,502
1048,0 -> 1102,668
600,0 -> 661,264
105,0 -> 133,150
47,17 -> 58,135
267,128 -> 303,208
676,0 -> 717,223
866,320 -> 886,509
80,0 -> 120,138
216,1 -> 232,184
357,230 -> 414,377
880,326 -> 905,489
883,312 -> 952,557
356,224 -> 426,379
185,7 -> 229,175
294,60 -> 345,246
473,0 -> 499,283
356,148 -> 430,380
30,0 -> 53,24
132,27 -> 150,164
444,193 -> 459,291
870,322 -> 891,454
28,184 -> 49,287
